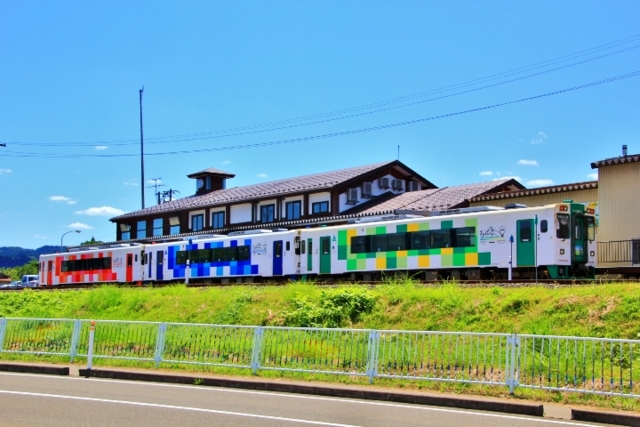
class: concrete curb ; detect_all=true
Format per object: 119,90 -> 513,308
79,368 -> 543,417
572,408 -> 640,427
0,363 -> 69,376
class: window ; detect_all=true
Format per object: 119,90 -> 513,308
261,204 -> 275,223
191,214 -> 204,231
387,233 -> 408,251
453,227 -> 475,247
153,218 -> 163,237
350,227 -> 476,254
169,217 -> 180,235
556,214 -> 570,239
371,234 -> 388,252
136,220 -> 147,239
211,211 -> 225,229
312,201 -> 329,214
431,229 -> 451,248
121,231 -> 131,240
176,245 -> 251,265
586,217 -> 595,241
540,220 -> 548,233
286,201 -> 301,220
519,221 -> 532,242
411,231 -> 430,250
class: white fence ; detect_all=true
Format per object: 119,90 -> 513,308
0,317 -> 638,397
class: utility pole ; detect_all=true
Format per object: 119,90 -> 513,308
139,86 -> 145,209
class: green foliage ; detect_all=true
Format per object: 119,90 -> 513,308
0,260 -> 39,281
283,288 -> 377,327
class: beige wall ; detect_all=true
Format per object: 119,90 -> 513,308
597,162 -> 640,243
469,189 -> 598,209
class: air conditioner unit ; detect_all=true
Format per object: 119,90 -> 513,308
346,188 -> 359,204
408,181 -> 421,192
378,177 -> 390,189
392,179 -> 404,190
361,182 -> 372,198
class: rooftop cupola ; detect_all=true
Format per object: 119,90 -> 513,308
187,168 -> 235,195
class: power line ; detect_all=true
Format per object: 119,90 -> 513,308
5,70 -> 639,159
5,34 -> 640,148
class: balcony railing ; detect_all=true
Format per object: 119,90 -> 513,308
597,239 -> 640,264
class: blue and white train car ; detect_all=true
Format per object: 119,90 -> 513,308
143,229 -> 300,283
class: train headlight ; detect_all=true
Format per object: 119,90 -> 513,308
560,249 -> 565,255
590,251 -> 595,257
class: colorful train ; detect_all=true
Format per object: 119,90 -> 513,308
39,201 -> 597,285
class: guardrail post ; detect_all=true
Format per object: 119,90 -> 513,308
506,333 -> 520,394
69,320 -> 82,363
86,320 -> 96,372
250,327 -> 264,375
366,330 -> 380,384
0,318 -> 7,352
154,323 -> 167,368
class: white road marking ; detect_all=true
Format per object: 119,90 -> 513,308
0,389 -> 361,427
0,372 -> 603,426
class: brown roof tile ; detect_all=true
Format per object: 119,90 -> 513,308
590,154 -> 640,169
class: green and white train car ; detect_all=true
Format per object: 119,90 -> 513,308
297,202 -> 596,281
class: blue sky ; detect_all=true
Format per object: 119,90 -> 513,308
1,0 -> 639,249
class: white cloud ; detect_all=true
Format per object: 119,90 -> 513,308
123,181 -> 138,186
494,176 -> 521,181
50,195 -> 77,205
527,179 -> 554,187
75,206 -> 125,216
67,222 -> 93,230
147,178 -> 162,185
257,173 -> 268,178
33,234 -> 47,239
518,159 -> 539,166
479,171 -> 493,176
222,160 -> 231,165
0,168 -> 12,174
94,146 -> 108,150
588,172 -> 598,180
531,131 -> 547,144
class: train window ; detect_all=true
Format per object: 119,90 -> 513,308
519,221 -> 531,242
286,241 -> 291,251
556,214 -> 570,239
321,238 -> 330,255
387,232 -> 407,251
453,227 -> 475,247
586,217 -> 595,241
540,220 -> 548,233
411,231 -> 430,250
574,223 -> 582,240
371,234 -> 388,252
238,246 -> 250,261
351,235 -> 370,254
176,251 -> 187,265
61,261 -> 69,272
301,240 -> 306,254
224,246 -> 238,261
294,237 -> 300,255
212,247 -> 224,262
198,249 -> 212,263
275,241 -> 283,258
431,230 -> 451,249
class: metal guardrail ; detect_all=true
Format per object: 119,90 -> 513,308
0,317 -> 638,398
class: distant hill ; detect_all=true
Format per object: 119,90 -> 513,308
0,246 -> 60,268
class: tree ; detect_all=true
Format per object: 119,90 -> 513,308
80,236 -> 104,246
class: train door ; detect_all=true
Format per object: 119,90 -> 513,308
156,250 -> 164,281
273,240 -> 283,275
147,252 -> 153,281
307,238 -> 313,272
320,236 -> 331,274
516,219 -> 535,267
126,253 -> 134,282
573,215 -> 587,263
47,260 -> 53,285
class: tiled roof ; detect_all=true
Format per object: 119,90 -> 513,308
590,154 -> 640,169
354,179 -> 517,215
112,161 -> 398,221
470,181 -> 597,202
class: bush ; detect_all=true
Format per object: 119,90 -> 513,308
283,288 -> 377,328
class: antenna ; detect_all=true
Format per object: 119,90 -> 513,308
146,177 -> 165,205
160,189 -> 181,203
397,145 -> 400,160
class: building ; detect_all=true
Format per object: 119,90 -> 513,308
109,160 -> 524,244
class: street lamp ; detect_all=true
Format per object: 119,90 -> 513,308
61,230 -> 81,253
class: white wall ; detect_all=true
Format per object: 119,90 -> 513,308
230,203 -> 252,224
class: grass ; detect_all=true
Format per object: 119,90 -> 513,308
1,280 -> 640,412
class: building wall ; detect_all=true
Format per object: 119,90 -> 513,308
469,189 -> 598,210
597,162 -> 640,243
230,203 -> 252,224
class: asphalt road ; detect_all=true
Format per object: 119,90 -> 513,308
0,372 -> 610,427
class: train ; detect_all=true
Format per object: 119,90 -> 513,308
38,201 -> 597,285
